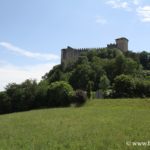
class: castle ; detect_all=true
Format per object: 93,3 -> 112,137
61,37 -> 128,68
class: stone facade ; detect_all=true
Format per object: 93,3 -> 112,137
116,37 -> 128,52
61,37 -> 128,68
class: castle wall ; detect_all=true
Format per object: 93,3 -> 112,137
61,37 -> 129,68
61,47 -> 88,68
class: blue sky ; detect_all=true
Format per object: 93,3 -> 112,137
0,0 -> 150,90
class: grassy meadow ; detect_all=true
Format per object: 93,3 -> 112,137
0,99 -> 150,150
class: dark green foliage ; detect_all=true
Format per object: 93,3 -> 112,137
113,75 -> 150,98
139,51 -> 150,70
35,80 -> 49,108
134,79 -> 150,97
43,65 -> 64,83
0,48 -> 150,114
99,75 -> 110,97
98,48 -> 122,59
104,54 -> 141,82
113,75 -> 136,98
87,81 -> 93,99
47,81 -> 73,107
0,92 -> 11,114
72,90 -> 87,106
125,51 -> 140,62
5,80 -> 37,112
69,64 -> 93,90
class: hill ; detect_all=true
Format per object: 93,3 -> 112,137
0,47 -> 150,114
0,99 -> 150,150
44,48 -> 150,96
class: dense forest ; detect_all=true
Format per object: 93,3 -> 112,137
44,48 -> 150,96
0,48 -> 150,114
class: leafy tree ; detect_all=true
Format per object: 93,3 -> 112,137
134,79 -> 150,97
47,81 -> 73,107
77,56 -> 89,64
113,74 -> 136,98
140,51 -> 150,69
35,80 -> 49,108
99,75 -> 110,92
0,92 -> 11,114
87,81 -> 93,99
5,83 -> 21,111
5,80 -> 37,112
43,65 -> 64,82
21,79 -> 37,110
69,64 -> 92,90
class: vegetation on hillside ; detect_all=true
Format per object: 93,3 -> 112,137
44,48 -> 150,96
0,48 -> 150,114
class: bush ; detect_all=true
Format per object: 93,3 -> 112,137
72,90 -> 87,106
47,81 -> 73,107
135,80 -> 150,97
0,92 -> 11,114
35,81 -> 49,108
113,74 -> 136,98
5,80 -> 38,112
112,74 -> 150,98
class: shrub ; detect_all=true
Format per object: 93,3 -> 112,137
87,81 -> 93,99
72,90 -> 87,106
135,80 -> 150,97
113,74 -> 136,98
47,81 -> 73,107
35,80 -> 49,108
0,92 -> 11,114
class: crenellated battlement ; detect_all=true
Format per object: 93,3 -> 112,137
61,37 -> 129,68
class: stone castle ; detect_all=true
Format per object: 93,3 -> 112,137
61,37 -> 128,67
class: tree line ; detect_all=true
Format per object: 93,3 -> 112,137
0,80 -> 87,114
44,48 -> 150,96
0,48 -> 150,114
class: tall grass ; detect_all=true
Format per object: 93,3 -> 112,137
0,99 -> 150,150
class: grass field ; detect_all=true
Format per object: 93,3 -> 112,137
0,99 -> 150,150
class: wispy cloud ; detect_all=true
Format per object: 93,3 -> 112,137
0,42 -> 59,61
106,0 -> 131,11
106,0 -> 150,23
96,16 -> 107,24
137,6 -> 150,22
0,61 -> 57,91
132,0 -> 140,5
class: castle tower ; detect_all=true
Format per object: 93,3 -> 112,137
61,46 -> 81,68
115,37 -> 128,52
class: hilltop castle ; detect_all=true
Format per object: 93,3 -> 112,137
61,37 -> 128,68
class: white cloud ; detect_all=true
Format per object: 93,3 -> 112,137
96,16 -> 107,24
0,42 -> 59,61
106,0 -> 131,11
0,62 -> 57,91
132,0 -> 140,5
137,6 -> 150,22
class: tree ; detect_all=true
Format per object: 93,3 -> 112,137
140,51 -> 150,69
69,64 -> 92,90
135,79 -> 150,97
99,75 -> 110,96
113,74 -> 136,98
47,81 -> 73,107
21,79 -> 38,110
87,81 -> 93,99
5,80 -> 37,112
72,90 -> 87,106
35,80 -> 49,108
5,83 -> 21,112
0,92 -> 11,114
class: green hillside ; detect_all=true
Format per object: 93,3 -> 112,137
0,99 -> 150,150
